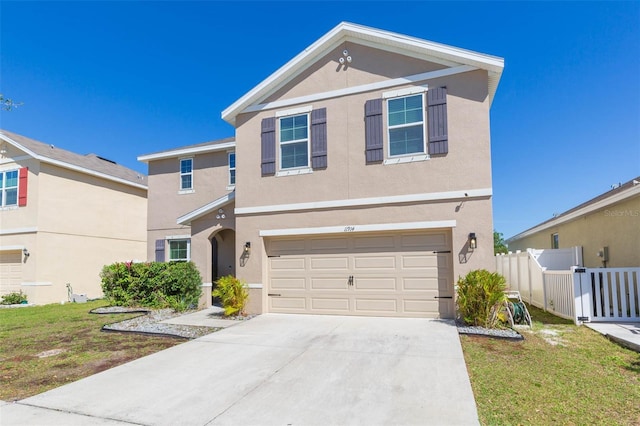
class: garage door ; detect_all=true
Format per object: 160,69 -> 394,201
0,250 -> 23,296
266,231 -> 454,318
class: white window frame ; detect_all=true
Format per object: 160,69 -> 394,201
168,239 -> 190,262
551,233 -> 559,249
179,158 -> 193,192
386,92 -> 426,159
278,112 -> 311,171
228,151 -> 236,188
0,169 -> 19,208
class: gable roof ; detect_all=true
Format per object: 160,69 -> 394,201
0,129 -> 147,189
507,176 -> 640,242
137,137 -> 235,163
177,191 -> 235,226
222,21 -> 504,126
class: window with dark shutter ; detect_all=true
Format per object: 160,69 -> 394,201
365,98 -> 384,163
261,117 -> 276,176
311,108 -> 327,169
427,87 -> 448,155
155,239 -> 165,262
18,167 -> 28,206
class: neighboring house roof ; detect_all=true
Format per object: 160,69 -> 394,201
222,21 -> 504,126
177,191 -> 235,226
137,137 -> 235,162
0,129 -> 147,189
507,176 -> 640,243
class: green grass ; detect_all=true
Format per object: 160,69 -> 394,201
460,304 -> 640,425
0,300 -> 182,401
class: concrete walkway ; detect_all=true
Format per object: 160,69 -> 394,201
585,322 -> 640,352
0,314 -> 479,426
159,305 -> 242,329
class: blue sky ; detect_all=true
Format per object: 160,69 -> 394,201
1,1 -> 638,239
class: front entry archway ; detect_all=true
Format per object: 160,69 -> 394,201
210,228 -> 236,283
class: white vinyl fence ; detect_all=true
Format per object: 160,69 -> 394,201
497,249 -> 640,324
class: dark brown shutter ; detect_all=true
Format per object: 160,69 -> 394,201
365,99 -> 383,163
155,239 -> 165,262
18,167 -> 28,206
311,108 -> 327,169
427,87 -> 448,155
261,117 -> 276,176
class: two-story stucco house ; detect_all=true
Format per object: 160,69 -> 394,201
142,22 -> 504,318
0,130 -> 148,304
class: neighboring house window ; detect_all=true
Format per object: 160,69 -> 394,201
387,94 -> 425,157
169,239 -> 190,261
551,233 -> 559,249
279,113 -> 309,169
180,158 -> 193,190
228,152 -> 236,186
0,169 -> 18,207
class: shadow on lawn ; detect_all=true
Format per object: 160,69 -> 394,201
525,303 -> 574,325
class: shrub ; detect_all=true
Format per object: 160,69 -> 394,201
100,261 -> 202,311
213,275 -> 248,317
456,269 -> 507,328
1,291 -> 28,305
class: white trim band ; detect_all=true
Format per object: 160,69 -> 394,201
138,141 -> 236,162
247,283 -> 263,289
260,220 -> 456,237
237,188 -> 492,215
0,227 -> 38,236
275,105 -> 312,117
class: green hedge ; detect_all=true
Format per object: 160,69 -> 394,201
100,261 -> 202,311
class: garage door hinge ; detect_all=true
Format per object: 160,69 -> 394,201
434,296 -> 453,299
268,293 -> 281,297
267,255 -> 281,258
432,250 -> 451,254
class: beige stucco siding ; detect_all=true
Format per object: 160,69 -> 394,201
508,196 -> 640,268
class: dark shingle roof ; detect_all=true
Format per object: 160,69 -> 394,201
0,129 -> 147,188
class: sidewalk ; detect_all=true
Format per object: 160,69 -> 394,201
585,322 -> 640,352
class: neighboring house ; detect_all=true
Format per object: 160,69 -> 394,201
142,22 -> 504,318
507,176 -> 640,268
0,130 -> 148,304
137,137 -> 236,306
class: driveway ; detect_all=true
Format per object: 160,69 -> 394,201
1,314 -> 479,425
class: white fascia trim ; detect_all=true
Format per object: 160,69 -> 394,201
177,191 -> 236,225
0,134 -> 147,190
0,155 -> 30,166
507,185 -> 640,242
0,245 -> 25,251
241,65 -> 475,116
260,220 -> 456,237
0,227 -> 38,236
237,188 -> 492,215
137,141 -> 236,163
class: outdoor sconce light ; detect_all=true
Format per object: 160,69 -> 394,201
468,233 -> 477,250
244,242 -> 251,255
216,208 -> 226,220
23,248 -> 30,258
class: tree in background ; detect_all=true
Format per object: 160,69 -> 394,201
494,231 -> 508,255
1,94 -> 22,111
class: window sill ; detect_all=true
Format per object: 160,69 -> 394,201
178,189 -> 195,195
383,154 -> 429,165
226,185 -> 236,191
0,205 -> 19,211
276,167 -> 313,177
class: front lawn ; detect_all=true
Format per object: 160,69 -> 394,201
460,304 -> 640,425
0,300 -> 182,401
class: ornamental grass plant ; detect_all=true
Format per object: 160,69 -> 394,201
456,269 -> 507,328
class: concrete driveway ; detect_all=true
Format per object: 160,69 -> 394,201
1,314 -> 479,425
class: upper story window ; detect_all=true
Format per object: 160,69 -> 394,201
279,113 -> 309,170
169,239 -> 190,262
180,158 -> 193,190
387,94 -> 425,157
228,152 -> 236,186
551,233 -> 559,249
0,169 -> 18,207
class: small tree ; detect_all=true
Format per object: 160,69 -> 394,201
494,231 -> 508,255
0,94 -> 23,111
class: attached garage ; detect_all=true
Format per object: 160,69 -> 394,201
0,250 -> 23,296
266,230 -> 454,318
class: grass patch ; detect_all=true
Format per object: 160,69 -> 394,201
0,300 -> 182,401
461,304 -> 640,425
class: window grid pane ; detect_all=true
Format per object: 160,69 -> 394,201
169,240 -> 189,261
279,113 -> 309,169
387,94 -> 425,156
180,159 -> 193,190
1,170 -> 18,207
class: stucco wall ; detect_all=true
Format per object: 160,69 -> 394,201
508,195 -> 640,268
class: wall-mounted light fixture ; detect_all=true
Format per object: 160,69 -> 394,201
468,233 -> 477,250
338,49 -> 352,65
216,208 -> 226,220
244,242 -> 251,256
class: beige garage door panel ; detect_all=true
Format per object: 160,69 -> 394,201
0,251 -> 23,296
267,231 -> 454,318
